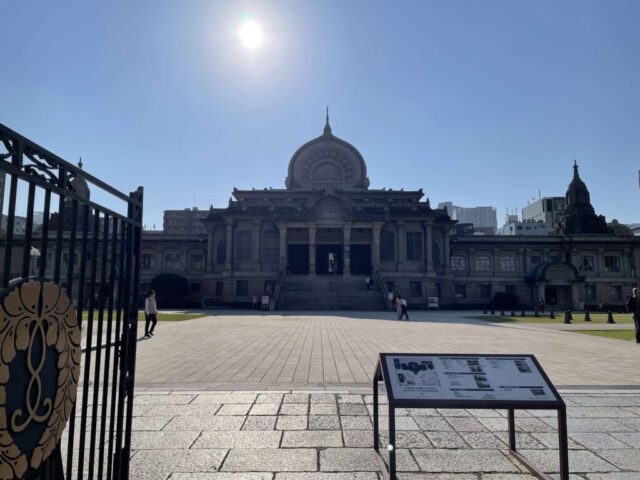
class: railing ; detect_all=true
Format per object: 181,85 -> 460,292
375,269 -> 392,311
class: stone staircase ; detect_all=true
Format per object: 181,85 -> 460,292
278,275 -> 387,311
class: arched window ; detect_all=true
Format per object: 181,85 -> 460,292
380,229 -> 395,262
216,239 -> 226,264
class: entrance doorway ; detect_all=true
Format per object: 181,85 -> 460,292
288,244 -> 309,274
545,285 -> 572,309
316,244 -> 343,275
350,244 -> 371,275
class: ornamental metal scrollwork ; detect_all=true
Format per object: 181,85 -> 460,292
0,279 -> 80,479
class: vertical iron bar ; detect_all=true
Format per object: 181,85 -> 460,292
558,407 -> 569,480
508,409 -> 516,451
107,218 -> 127,480
373,375 -> 379,451
122,187 -> 143,475
53,166 -> 66,282
388,404 -> 396,480
20,183 -> 36,277
114,208 -> 134,478
67,203 -> 89,480
88,213 -> 110,477
38,188 -> 51,277
64,200 -> 79,298
99,217 -> 119,479
2,173 -> 19,287
77,208 -> 100,480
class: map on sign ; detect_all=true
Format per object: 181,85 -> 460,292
384,355 -> 557,402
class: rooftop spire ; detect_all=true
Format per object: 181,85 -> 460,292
78,157 -> 83,169
323,106 -> 332,135
573,159 -> 579,179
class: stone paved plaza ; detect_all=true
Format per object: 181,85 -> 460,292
124,311 -> 639,479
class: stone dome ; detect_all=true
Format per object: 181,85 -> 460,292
285,114 -> 369,191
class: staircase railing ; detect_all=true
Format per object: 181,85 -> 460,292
374,270 -> 392,311
273,270 -> 286,310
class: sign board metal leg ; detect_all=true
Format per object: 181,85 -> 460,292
558,407 -> 570,480
508,408 -> 516,450
388,404 -> 396,480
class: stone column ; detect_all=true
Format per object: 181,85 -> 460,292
343,223 -> 351,276
253,220 -> 262,272
397,221 -> 406,267
278,223 -> 287,273
371,223 -> 382,274
308,224 -> 316,275
206,229 -> 215,272
225,219 -> 234,272
425,220 -> 434,276
443,228 -> 451,273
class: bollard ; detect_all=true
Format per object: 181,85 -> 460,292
534,308 -> 539,318
500,310 -> 505,316
607,311 -> 615,324
521,310 -> 526,317
584,310 -> 591,322
564,310 -> 572,324
483,309 -> 488,314
550,310 -> 555,319
510,310 -> 516,317
490,308 -> 495,315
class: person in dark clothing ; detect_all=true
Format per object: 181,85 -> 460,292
144,290 -> 158,337
626,288 -> 640,344
399,295 -> 409,320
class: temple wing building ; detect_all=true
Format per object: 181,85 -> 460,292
139,117 -> 640,311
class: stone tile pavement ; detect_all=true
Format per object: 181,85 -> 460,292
134,310 -> 640,388
123,388 -> 640,479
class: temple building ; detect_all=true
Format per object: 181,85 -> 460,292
138,116 -> 640,310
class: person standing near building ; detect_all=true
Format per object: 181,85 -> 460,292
394,295 -> 402,319
626,288 -> 640,344
145,290 -> 158,337
399,295 -> 409,320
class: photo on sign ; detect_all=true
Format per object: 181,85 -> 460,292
515,360 -> 532,373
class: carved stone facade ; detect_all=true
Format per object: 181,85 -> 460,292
138,119 -> 640,310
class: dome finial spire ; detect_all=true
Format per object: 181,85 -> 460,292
573,159 -> 579,178
78,157 -> 83,169
324,106 -> 332,135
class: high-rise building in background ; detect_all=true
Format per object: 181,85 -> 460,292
437,202 -> 497,235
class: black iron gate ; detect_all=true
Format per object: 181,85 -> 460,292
0,123 -> 143,479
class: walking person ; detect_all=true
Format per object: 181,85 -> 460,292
145,290 -> 158,337
399,295 -> 409,320
626,287 -> 640,344
394,295 -> 402,319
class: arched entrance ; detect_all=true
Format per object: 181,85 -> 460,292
528,262 -> 582,309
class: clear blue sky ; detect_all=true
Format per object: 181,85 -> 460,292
1,0 -> 639,228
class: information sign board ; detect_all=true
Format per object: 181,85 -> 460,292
384,354 -> 558,403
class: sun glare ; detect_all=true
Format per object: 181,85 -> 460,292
238,19 -> 264,50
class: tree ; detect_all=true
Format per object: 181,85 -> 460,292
150,273 -> 188,299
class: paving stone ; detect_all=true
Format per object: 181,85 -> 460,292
531,433 -> 581,449
310,403 -> 338,415
171,474 -> 273,480
408,408 -> 438,416
425,432 -> 468,449
364,394 -> 388,405
283,393 -> 309,404
567,407 -> 638,418
279,403 -> 309,415
343,430 -> 374,447
276,415 -> 307,430
256,393 -> 283,404
543,418 -> 634,433
337,394 -> 364,404
249,403 -> 280,416
130,430 -> 199,449
339,403 -> 368,415
518,450 -> 618,473
379,448 -> 421,472
222,448 -> 316,472
218,404 -> 252,416
320,448 -> 378,471
412,449 -> 519,473
282,430 -> 343,447
242,416 -> 277,431
132,416 -> 173,431
134,394 -> 195,404
461,432 -> 506,449
478,417 -> 510,432
568,433 -> 628,449
193,394 -> 257,404
466,409 -> 504,418
515,417 -> 558,433
129,449 -> 227,478
164,416 -> 245,431
437,409 -> 471,417
480,475 -> 539,480
310,393 -> 337,403
276,474 -> 377,480
496,432 -> 545,449
610,432 -> 640,447
341,416 -> 372,430
384,431 -> 431,448
193,431 -> 282,449
585,474 -> 640,480
595,449 -> 640,471
377,416 -> 420,431
414,416 -> 453,432
446,416 -> 488,432
397,475 -> 477,480
309,415 -> 341,430
144,404 -> 222,417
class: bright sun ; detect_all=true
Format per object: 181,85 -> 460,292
238,19 -> 264,50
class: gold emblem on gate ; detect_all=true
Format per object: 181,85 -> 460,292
0,279 -> 80,479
